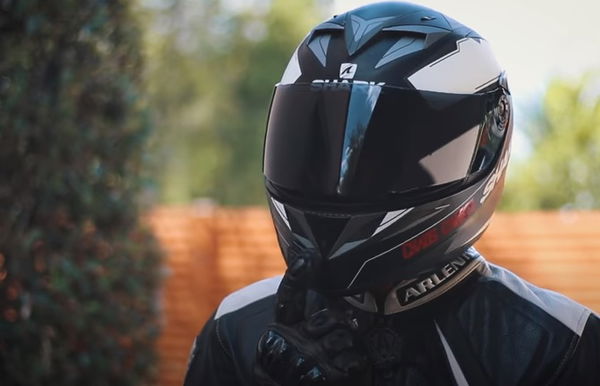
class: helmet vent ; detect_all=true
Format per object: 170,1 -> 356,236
307,33 -> 331,67
375,35 -> 425,69
345,14 -> 395,55
304,213 -> 350,256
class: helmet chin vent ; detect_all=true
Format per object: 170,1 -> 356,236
304,213 -> 350,257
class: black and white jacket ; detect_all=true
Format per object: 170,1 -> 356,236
184,253 -> 600,385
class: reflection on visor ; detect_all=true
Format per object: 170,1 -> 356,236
264,82 -> 504,202
338,84 -> 382,195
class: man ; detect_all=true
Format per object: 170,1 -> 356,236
184,2 -> 600,385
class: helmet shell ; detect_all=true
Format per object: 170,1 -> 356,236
263,1 -> 512,294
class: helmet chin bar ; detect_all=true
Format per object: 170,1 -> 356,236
344,248 -> 484,315
269,155 -> 507,295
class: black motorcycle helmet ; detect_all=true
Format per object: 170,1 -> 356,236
263,2 -> 512,299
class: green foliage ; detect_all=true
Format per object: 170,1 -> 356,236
0,1 -> 162,384
501,72 -> 600,210
144,0 -> 330,205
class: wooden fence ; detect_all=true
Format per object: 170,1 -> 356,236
145,207 -> 600,386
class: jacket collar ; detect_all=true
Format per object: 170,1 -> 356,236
344,248 -> 485,315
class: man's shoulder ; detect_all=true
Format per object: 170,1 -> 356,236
185,277 -> 282,385
438,261 -> 596,384
477,262 -> 591,335
215,275 -> 283,320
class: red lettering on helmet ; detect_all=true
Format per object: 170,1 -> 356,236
440,199 -> 476,236
402,228 -> 439,260
401,199 -> 478,260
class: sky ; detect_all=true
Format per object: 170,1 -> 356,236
332,0 -> 600,157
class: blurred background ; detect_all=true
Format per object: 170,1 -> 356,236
1,0 -> 599,385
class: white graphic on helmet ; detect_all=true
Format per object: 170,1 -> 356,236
339,63 -> 358,79
270,197 -> 291,230
372,208 -> 414,236
279,47 -> 302,85
312,79 -> 385,86
480,148 -> 510,204
408,38 -> 502,94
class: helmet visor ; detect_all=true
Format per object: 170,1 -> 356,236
263,82 -> 504,201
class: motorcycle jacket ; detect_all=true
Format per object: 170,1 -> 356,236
184,249 -> 600,385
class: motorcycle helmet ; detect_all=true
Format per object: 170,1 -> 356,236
263,2 -> 512,304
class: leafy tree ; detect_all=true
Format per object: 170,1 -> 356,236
0,1 -> 161,384
501,72 -> 600,210
144,0 -> 330,205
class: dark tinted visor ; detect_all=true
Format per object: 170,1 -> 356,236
264,82 -> 503,202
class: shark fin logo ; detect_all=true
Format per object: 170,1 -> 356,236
339,63 -> 358,79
